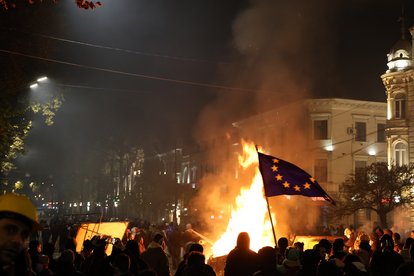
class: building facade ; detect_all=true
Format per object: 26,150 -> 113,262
381,26 -> 414,166
380,25 -> 414,230
233,98 -> 387,229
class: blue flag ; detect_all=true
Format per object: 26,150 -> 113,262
258,152 -> 335,205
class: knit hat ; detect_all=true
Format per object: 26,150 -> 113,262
283,247 -> 301,268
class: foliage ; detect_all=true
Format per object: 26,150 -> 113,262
75,0 -> 102,10
0,90 -> 64,175
0,0 -> 102,10
332,162 -> 414,228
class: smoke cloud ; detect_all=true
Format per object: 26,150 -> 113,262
192,0 -> 340,244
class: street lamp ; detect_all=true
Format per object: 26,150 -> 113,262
37,76 -> 48,82
29,76 -> 48,89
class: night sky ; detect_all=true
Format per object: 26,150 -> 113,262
2,0 -> 413,196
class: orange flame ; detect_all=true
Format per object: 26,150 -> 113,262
211,141 -> 275,257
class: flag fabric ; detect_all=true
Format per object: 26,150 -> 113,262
258,152 -> 336,205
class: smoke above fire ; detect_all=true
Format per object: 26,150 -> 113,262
192,0 -> 340,251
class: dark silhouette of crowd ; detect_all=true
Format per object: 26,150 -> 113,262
9,218 -> 414,276
3,193 -> 414,276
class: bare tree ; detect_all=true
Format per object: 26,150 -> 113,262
333,162 -> 414,229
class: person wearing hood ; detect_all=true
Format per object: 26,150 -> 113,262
224,232 -> 259,276
141,233 -> 171,276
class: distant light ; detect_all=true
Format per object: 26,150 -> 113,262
37,76 -> 48,82
368,149 -> 376,156
325,145 -> 334,152
30,83 -> 38,89
394,196 -> 401,203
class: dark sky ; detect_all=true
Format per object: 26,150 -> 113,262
2,0 -> 413,194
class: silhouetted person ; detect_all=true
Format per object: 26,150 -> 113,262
253,246 -> 281,276
175,243 -> 215,276
124,239 -> 149,275
42,242 -> 57,273
224,232 -> 259,276
276,237 -> 289,264
342,254 -> 368,276
55,249 -> 83,276
369,234 -> 404,276
28,240 -> 42,272
181,251 -> 215,276
81,236 -> 110,276
400,237 -> 414,262
395,243 -> 414,276
297,249 -> 320,276
112,253 -> 133,276
35,254 -> 53,276
278,246 -> 302,275
141,233 -> 171,276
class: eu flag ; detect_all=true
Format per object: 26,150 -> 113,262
258,152 -> 335,205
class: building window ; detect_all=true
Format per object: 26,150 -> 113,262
377,124 -> 386,142
394,142 -> 407,167
354,122 -> 366,142
355,160 -> 367,182
395,94 -> 406,119
314,159 -> 327,182
313,120 -> 328,140
182,166 -> 189,184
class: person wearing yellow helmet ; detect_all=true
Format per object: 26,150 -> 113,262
0,193 -> 40,275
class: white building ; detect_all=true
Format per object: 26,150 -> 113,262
381,26 -> 414,167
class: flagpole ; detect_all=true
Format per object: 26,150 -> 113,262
256,145 -> 278,247
265,195 -> 277,247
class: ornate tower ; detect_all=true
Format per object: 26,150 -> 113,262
381,18 -> 414,166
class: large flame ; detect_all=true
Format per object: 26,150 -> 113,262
211,142 -> 275,257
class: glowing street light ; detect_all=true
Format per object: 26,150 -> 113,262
29,75 -> 48,89
37,76 -> 48,82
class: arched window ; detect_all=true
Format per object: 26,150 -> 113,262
395,94 -> 406,119
394,142 -> 407,166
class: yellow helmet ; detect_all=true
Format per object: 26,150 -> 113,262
0,193 -> 39,231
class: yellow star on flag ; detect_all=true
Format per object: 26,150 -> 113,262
275,174 -> 283,181
310,177 -> 316,183
271,165 -> 278,172
272,158 -> 279,163
294,185 -> 301,192
303,183 -> 311,189
283,181 -> 290,188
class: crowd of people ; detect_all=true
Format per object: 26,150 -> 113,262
2,192 -> 414,275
